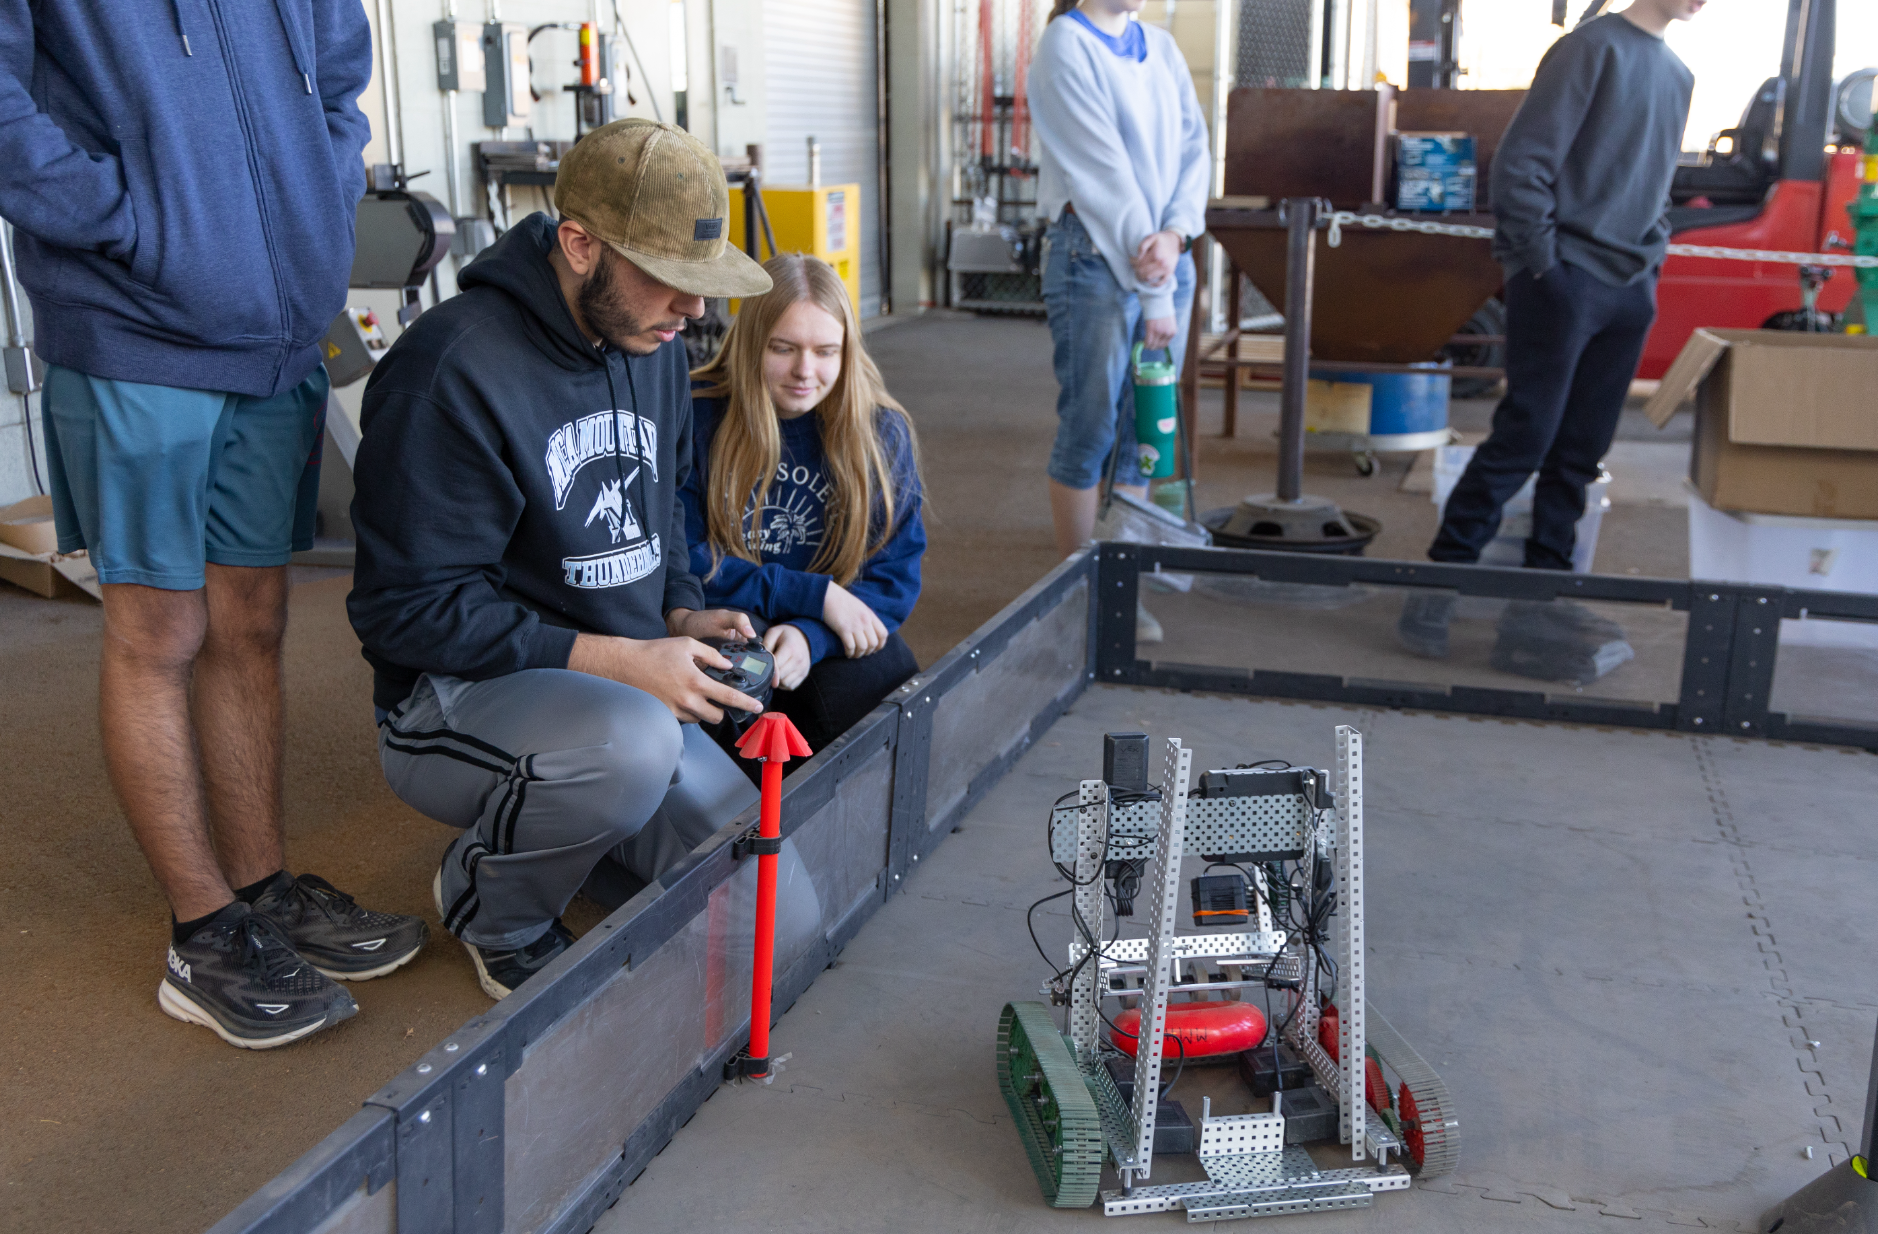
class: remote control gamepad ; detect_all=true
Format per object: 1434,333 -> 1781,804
701,637 -> 776,732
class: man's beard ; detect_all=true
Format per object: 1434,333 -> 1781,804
577,249 -> 677,354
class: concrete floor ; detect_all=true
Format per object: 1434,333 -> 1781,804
0,311 -> 1858,1232
600,685 -> 1878,1234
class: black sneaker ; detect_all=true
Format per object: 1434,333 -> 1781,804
432,868 -> 575,1000
1492,601 -> 1635,685
158,903 -> 358,1050
1396,593 -> 1456,658
252,872 -> 429,981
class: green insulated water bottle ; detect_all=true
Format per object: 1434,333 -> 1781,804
1131,343 -> 1179,480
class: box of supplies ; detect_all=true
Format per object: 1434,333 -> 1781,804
1646,329 -> 1878,519
1394,132 -> 1476,213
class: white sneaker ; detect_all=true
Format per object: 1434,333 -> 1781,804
1135,599 -> 1164,644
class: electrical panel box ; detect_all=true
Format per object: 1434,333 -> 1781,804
726,184 -> 862,312
434,20 -> 484,93
482,22 -> 530,129
322,308 -> 389,388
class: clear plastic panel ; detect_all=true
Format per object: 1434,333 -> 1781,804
924,577 -> 1088,830
304,1180 -> 394,1234
504,887 -> 744,1234
1142,573 -> 1688,712
1770,617 -> 1878,728
785,741 -> 895,937
503,740 -> 897,1234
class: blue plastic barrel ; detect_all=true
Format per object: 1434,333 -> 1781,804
1309,363 -> 1451,437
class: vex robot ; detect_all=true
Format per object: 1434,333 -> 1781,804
997,728 -> 1456,1222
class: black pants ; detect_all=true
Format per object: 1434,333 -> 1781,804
1430,261 -> 1656,570
708,623 -> 919,781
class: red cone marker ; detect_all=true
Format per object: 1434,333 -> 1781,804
734,712 -> 811,1079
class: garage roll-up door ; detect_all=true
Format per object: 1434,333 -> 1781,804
765,0 -> 884,318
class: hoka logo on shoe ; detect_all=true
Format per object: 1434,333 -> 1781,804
167,947 -> 191,983
256,1004 -> 290,1016
351,939 -> 387,951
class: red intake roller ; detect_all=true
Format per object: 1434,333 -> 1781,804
1110,1001 -> 1269,1059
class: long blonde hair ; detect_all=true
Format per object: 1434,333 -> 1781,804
691,253 -> 921,586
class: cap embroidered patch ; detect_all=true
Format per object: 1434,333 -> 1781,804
694,217 -> 724,240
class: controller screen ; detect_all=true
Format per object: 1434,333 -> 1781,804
739,655 -> 768,675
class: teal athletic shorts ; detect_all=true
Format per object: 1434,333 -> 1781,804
41,366 -> 329,590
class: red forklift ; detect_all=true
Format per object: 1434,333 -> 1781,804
1641,0 -> 1864,377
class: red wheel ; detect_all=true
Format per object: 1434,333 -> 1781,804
1398,1081 -> 1425,1168
1365,1057 -> 1390,1114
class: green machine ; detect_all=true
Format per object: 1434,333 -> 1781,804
1850,129 -> 1878,332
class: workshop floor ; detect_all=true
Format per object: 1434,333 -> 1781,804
0,310 -> 1806,1233
599,684 -> 1878,1234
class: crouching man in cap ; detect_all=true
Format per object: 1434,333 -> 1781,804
350,120 -> 818,999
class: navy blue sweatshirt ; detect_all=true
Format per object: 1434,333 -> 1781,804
349,215 -> 706,712
682,394 -> 924,665
1490,14 -> 1692,287
1,0 -> 374,398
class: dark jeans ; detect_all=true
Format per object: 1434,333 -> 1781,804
1429,261 -> 1656,570
708,622 -> 919,782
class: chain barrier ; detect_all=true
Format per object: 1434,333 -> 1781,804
1322,210 -> 1878,269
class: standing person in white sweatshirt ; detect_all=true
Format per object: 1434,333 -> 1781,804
1027,0 -> 1209,638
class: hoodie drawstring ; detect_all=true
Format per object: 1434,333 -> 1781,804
600,348 -> 654,553
171,0 -> 193,55
271,0 -> 316,94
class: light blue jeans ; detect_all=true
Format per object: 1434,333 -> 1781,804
1040,209 -> 1196,490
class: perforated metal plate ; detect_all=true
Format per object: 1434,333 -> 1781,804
1069,931 -> 1288,967
1197,1113 -> 1285,1160
1049,789 -> 1313,864
1186,1182 -> 1375,1222
1083,1055 -> 1143,1171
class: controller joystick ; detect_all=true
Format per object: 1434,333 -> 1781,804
701,636 -> 776,735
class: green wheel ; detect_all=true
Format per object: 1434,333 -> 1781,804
996,1002 -> 1104,1208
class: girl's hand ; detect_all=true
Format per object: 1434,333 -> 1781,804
822,581 -> 889,658
1132,230 -> 1181,287
763,623 -> 812,691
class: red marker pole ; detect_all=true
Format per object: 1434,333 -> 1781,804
734,712 -> 810,1079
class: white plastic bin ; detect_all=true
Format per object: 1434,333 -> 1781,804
1431,445 -> 1610,573
1687,489 -> 1878,649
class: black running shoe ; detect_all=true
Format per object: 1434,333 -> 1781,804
159,903 -> 358,1050
252,872 -> 429,981
432,868 -> 574,1000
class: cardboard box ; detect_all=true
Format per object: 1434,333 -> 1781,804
0,493 -> 58,554
0,496 -> 101,601
1645,329 -> 1878,519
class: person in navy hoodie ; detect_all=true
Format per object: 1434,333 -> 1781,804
684,253 -> 925,756
0,1 -> 428,1048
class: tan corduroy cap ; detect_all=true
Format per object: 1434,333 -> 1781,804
554,119 -> 773,298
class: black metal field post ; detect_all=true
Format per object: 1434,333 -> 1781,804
1094,542 -> 1878,751
1276,196 -> 1321,502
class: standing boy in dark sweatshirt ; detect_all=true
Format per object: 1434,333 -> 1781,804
1,0 -> 430,1050
349,121 -> 821,1001
1400,0 -> 1701,681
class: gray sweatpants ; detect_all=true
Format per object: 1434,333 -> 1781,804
381,668 -> 786,950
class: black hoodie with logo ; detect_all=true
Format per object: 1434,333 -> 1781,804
348,213 -> 706,712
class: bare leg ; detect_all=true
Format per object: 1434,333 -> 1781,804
1050,479 -> 1148,557
98,583 -> 226,921
1049,480 -> 1099,558
192,564 -> 289,892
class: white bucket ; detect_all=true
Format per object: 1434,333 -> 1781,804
1431,445 -> 1610,574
